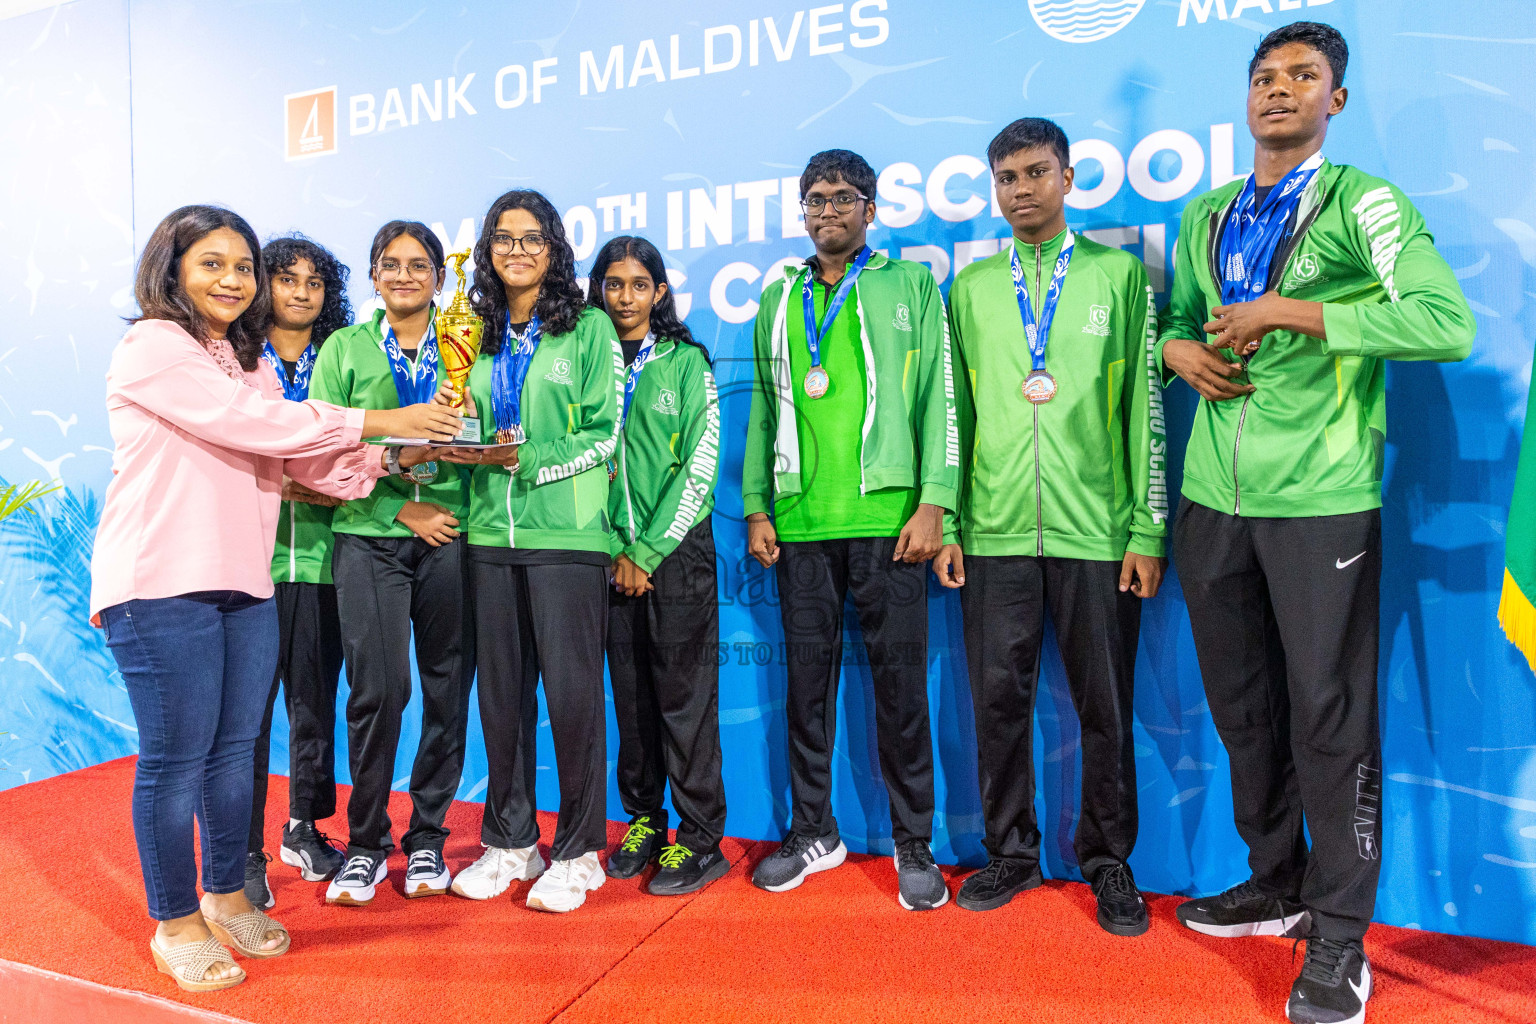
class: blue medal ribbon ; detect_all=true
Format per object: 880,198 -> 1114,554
1009,231 -> 1075,372
1217,152 -> 1322,306
620,332 -> 660,428
382,319 -> 440,406
491,315 -> 542,441
801,245 -> 872,372
260,341 -> 315,402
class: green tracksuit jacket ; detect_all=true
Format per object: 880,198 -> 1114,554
465,306 -> 624,552
1159,159 -> 1476,517
271,497 -> 336,584
948,230 -> 1167,560
309,308 -> 470,536
611,338 -> 721,573
741,252 -> 961,518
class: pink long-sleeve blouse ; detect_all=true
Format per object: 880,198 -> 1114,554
89,319 -> 389,619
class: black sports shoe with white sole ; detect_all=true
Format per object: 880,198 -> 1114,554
1091,862 -> 1149,936
280,820 -> 345,881
648,843 -> 730,896
404,848 -> 452,898
325,852 -> 389,906
894,838 -> 948,911
956,858 -> 1042,911
244,851 -> 275,910
1176,878 -> 1310,937
751,829 -> 847,892
1287,937 -> 1372,1024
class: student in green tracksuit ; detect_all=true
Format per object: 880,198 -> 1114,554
935,118 -> 1165,936
309,221 -> 474,907
742,149 -> 959,911
438,190 -> 624,915
245,236 -> 353,911
587,235 -> 727,897
1158,24 -> 1474,1024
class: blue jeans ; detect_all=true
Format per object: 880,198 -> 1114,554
102,591 -> 278,920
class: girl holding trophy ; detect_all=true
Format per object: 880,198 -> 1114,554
309,221 -> 476,907
441,190 -> 624,913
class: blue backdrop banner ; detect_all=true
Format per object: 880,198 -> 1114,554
2,0 -> 1534,946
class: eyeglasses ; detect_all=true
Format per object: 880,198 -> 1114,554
375,258 -> 436,280
801,193 -> 869,214
490,232 -> 547,256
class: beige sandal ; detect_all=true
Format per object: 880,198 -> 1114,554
150,934 -> 245,992
204,907 -> 291,958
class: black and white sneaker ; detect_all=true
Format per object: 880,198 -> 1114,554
279,820 -> 345,881
894,838 -> 948,911
1091,862 -> 1149,936
1176,878 -> 1310,937
404,849 -> 452,898
1287,937 -> 1372,1024
244,851 -> 275,910
751,829 -> 847,892
325,852 -> 388,906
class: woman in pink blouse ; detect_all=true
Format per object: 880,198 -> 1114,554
90,205 -> 459,992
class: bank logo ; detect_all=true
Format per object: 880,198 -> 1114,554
652,388 -> 679,415
893,303 -> 913,332
545,358 -> 574,385
284,86 -> 337,160
1083,304 -> 1111,336
1290,253 -> 1321,286
1029,0 -> 1147,44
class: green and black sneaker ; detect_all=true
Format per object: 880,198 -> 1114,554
648,842 -> 729,896
607,811 -> 668,879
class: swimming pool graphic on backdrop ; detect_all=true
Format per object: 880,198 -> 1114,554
1028,0 -> 1146,43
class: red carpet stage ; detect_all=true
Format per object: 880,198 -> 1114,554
1,759 -> 1532,1024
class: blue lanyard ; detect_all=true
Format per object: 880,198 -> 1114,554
1217,153 -> 1322,305
620,332 -> 660,428
491,316 -> 542,434
801,246 -> 871,368
382,320 -> 439,406
260,341 -> 314,401
1009,232 -> 1075,372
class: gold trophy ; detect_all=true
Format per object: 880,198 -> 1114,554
435,249 -> 484,443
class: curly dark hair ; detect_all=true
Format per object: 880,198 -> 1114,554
261,234 -> 353,346
586,235 -> 709,364
470,190 -> 586,352
1251,21 -> 1348,89
130,205 -> 270,370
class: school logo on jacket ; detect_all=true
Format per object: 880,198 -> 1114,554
651,388 -> 680,415
284,86 -> 337,160
892,303 -> 913,332
1083,304 -> 1111,336
1288,253 -> 1321,288
544,358 -> 574,385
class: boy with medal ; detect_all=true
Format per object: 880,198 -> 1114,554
309,221 -> 475,906
935,118 -> 1165,934
1158,23 -> 1473,1024
742,150 -> 961,911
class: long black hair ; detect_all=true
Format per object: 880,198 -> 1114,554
261,234 -> 353,346
470,190 -> 585,352
368,219 -> 445,279
586,235 -> 709,363
130,204 -> 270,370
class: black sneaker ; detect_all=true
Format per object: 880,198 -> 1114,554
648,843 -> 730,896
955,858 -> 1042,911
1287,937 -> 1372,1024
279,820 -> 346,881
404,848 -> 452,898
1091,862 -> 1149,936
1176,878 -> 1310,938
751,828 -> 847,892
894,838 -> 948,911
607,812 -> 668,879
244,851 -> 274,910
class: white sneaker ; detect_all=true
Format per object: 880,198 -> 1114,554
325,853 -> 388,906
526,851 -> 605,913
404,849 -> 453,898
450,844 -> 545,901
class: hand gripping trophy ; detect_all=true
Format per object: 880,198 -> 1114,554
435,249 -> 484,443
